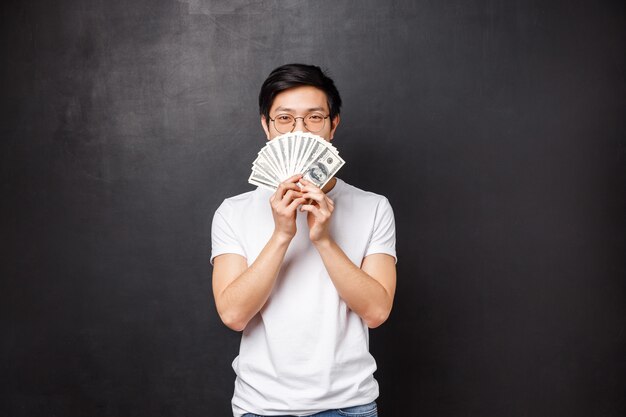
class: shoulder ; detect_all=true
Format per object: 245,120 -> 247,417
222,189 -> 258,205
336,179 -> 393,209
214,188 -> 266,218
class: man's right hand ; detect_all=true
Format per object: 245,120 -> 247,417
270,174 -> 306,240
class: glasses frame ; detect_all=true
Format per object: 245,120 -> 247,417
269,112 -> 330,134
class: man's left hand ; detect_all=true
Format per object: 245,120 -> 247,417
298,178 -> 335,243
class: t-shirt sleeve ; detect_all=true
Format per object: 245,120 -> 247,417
364,197 -> 397,263
210,201 -> 247,265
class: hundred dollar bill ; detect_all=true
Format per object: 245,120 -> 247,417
265,139 -> 287,180
252,154 -> 281,184
301,147 -> 345,189
248,168 -> 278,191
297,140 -> 326,177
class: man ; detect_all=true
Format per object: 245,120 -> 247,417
211,63 -> 397,417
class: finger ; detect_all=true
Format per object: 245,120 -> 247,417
298,182 -> 322,193
300,204 -> 330,220
299,184 -> 325,198
275,180 -> 303,200
302,192 -> 329,212
286,197 -> 307,212
284,174 -> 303,184
277,181 -> 302,194
299,204 -> 319,215
301,204 -> 332,214
300,192 -> 324,206
272,186 -> 285,202
279,190 -> 303,206
303,194 -> 334,215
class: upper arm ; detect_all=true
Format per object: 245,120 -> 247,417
211,201 -> 248,303
361,253 -> 397,301
212,253 -> 248,305
364,197 -> 396,262
361,197 -> 397,301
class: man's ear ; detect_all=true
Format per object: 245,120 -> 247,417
261,115 -> 271,140
329,115 -> 341,141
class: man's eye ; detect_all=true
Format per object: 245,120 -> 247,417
308,114 -> 323,121
276,115 -> 292,122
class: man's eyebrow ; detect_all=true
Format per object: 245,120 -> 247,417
274,106 -> 327,113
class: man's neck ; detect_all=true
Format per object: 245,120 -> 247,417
322,177 -> 337,194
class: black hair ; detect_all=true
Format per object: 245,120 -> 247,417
258,63 -> 342,127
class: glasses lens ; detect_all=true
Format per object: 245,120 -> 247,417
273,114 -> 294,134
304,113 -> 326,133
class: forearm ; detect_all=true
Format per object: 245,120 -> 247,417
217,232 -> 291,331
314,238 -> 393,328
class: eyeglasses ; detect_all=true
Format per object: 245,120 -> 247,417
269,112 -> 330,134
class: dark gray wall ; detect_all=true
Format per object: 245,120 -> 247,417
1,0 -> 624,416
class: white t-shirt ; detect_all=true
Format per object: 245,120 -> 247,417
211,178 -> 396,417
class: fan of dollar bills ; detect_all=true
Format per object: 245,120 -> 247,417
248,131 -> 345,191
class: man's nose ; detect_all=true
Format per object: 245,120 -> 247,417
293,117 -> 308,132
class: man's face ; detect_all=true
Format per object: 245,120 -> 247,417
261,85 -> 340,142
